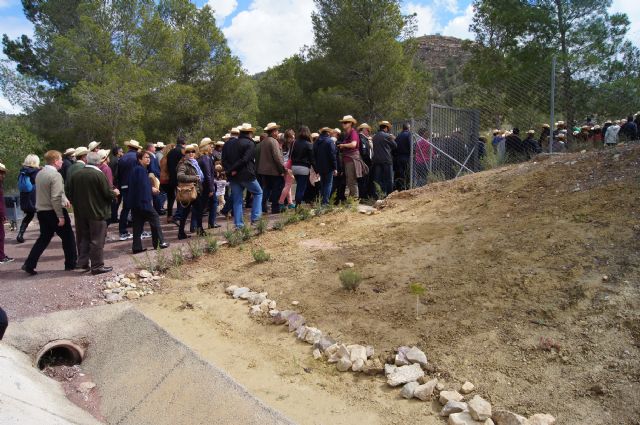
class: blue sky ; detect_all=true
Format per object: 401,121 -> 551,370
1,0 -> 638,113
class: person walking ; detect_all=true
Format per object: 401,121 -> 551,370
357,123 -> 373,198
221,123 -> 263,228
166,136 -> 186,224
338,115 -> 368,199
371,120 -> 397,197
198,138 -> 219,229
177,144 -> 204,238
290,126 -> 315,207
393,123 -> 411,190
313,127 -> 337,205
64,146 -> 88,196
22,151 -> 77,275
127,150 -> 169,252
108,146 -> 123,224
0,162 -> 14,264
60,148 -> 76,182
16,154 -> 41,243
258,122 -> 285,214
604,120 -> 621,146
67,152 -> 119,274
146,142 -> 164,216
117,140 -> 143,240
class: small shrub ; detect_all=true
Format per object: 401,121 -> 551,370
171,247 -> 185,268
427,171 -> 446,183
186,238 -> 204,259
224,227 -> 252,247
132,250 -> 155,273
284,210 -> 300,225
252,248 -> 271,263
254,217 -> 267,235
240,225 -> 252,241
344,196 -> 359,210
272,220 -> 285,231
203,234 -> 219,253
339,269 -> 362,291
297,206 -> 312,221
373,181 -> 385,200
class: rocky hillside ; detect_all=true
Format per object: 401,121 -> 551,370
414,35 -> 473,71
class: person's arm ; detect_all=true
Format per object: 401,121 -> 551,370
51,173 -> 65,218
387,134 -> 397,150
177,162 -> 199,183
307,142 -> 315,169
273,140 -> 285,174
339,131 -> 358,149
98,173 -> 116,202
229,141 -> 255,173
330,141 -> 338,171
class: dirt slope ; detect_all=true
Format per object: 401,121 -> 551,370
144,145 -> 640,424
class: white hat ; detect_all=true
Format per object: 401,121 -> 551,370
237,123 -> 256,133
253,136 -> 260,142
311,132 -> 319,139
379,121 -> 392,128
155,142 -> 166,149
339,115 -> 357,125
357,123 -> 371,131
97,149 -> 110,162
184,144 -> 198,152
199,137 -> 213,148
125,140 -> 142,150
264,122 -> 280,131
222,133 -> 231,140
333,128 -> 342,134
0,162 -> 6,172
319,127 -> 332,133
88,141 -> 101,151
74,146 -> 89,157
230,127 -> 240,135
63,148 -> 76,156
527,129 -> 535,134
215,141 -> 225,146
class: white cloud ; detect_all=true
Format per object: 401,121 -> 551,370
435,0 -> 459,14
442,4 -> 474,40
405,3 -> 440,36
0,94 -> 23,114
222,0 -> 315,74
0,0 -> 14,8
206,0 -> 238,22
610,0 -> 640,47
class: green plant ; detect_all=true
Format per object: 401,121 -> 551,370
427,170 -> 447,183
344,196 -> 359,210
252,248 -> 271,263
186,237 -> 204,259
171,247 -> 185,268
203,234 -> 219,253
373,181 -> 385,200
409,282 -> 426,319
272,220 -> 285,231
284,210 -> 300,225
224,227 -> 252,247
297,206 -> 312,221
339,269 -> 362,291
240,225 -> 252,241
254,217 -> 268,235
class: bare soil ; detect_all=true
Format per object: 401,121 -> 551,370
139,145 -> 640,425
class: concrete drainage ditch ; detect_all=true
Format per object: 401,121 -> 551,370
3,303 -> 295,425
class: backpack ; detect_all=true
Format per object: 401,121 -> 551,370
18,172 -> 34,193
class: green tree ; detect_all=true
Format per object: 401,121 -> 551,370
0,114 -> 44,192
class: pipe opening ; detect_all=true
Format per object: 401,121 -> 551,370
36,340 -> 84,370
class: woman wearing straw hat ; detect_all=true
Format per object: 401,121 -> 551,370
16,154 -> 41,243
177,144 -> 205,238
0,162 -> 14,264
198,139 -> 219,229
338,115 -> 368,199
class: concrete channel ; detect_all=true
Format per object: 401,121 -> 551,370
2,303 -> 295,425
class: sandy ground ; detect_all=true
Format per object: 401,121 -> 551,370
137,145 -> 640,425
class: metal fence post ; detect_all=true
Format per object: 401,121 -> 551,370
549,56 -> 556,154
429,104 -> 434,176
410,117 -> 415,189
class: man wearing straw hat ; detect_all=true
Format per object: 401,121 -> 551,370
88,141 -> 101,152
117,140 -> 143,241
146,142 -> 164,217
23,150 -> 77,275
258,122 -> 285,214
60,148 -> 76,182
372,120 -> 397,197
65,146 -> 88,196
221,123 -> 263,228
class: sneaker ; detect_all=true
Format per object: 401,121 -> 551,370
119,232 -> 133,241
141,231 -> 152,239
0,256 -> 15,264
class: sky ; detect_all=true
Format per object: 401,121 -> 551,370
0,0 -> 638,114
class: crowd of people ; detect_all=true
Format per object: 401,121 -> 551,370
0,115 -> 420,275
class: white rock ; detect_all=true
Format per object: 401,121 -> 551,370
365,346 -> 375,358
248,293 -> 267,305
304,327 -> 323,344
269,309 -> 280,317
441,401 -> 469,416
105,293 -> 122,303
406,346 -> 428,367
395,346 -> 410,366
239,291 -> 256,300
449,412 -> 484,425
312,348 -> 322,360
232,287 -> 250,299
401,381 -> 419,399
436,382 -> 445,391
414,378 -> 438,401
439,390 -> 464,405
336,358 -> 352,372
295,326 -> 308,340
138,270 -> 152,278
120,277 -> 131,285
249,305 -> 262,316
384,364 -> 397,376
291,300 -> 300,306
344,262 -> 355,268
528,414 -> 556,425
314,336 -> 337,352
348,345 -> 368,363
461,381 -> 475,394
125,291 -> 140,300
268,300 -> 277,310
493,410 -> 529,425
351,358 -> 365,372
225,285 -> 239,294
386,363 -> 425,387
468,395 -> 492,421
77,381 -> 96,393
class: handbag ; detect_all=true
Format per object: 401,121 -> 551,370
176,182 -> 198,206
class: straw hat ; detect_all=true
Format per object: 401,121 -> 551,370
527,130 -> 535,135
88,141 -> 101,151
319,127 -> 332,133
97,149 -> 110,163
264,122 -> 280,132
74,146 -> 89,157
339,115 -> 357,125
125,140 -> 142,150
215,141 -> 225,147
593,125 -> 601,130
184,144 -> 198,152
230,127 -> 240,135
557,121 -> 565,126
357,123 -> 371,131
542,124 -> 550,129
63,148 -> 76,157
379,121 -> 392,129
199,137 -> 213,148
222,133 -> 231,141
0,162 -> 6,172
237,123 -> 256,133
156,142 -> 166,149
605,120 -> 612,124
311,132 -> 319,140
253,136 -> 260,142
333,128 -> 342,134
557,133 -> 566,139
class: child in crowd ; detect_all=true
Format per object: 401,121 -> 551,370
214,164 -> 228,214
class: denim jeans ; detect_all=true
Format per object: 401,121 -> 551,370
373,163 -> 394,197
207,193 -> 218,227
294,174 -> 308,205
230,179 -> 263,228
319,172 -> 334,205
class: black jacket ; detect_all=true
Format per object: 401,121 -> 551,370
222,134 -> 257,183
290,138 -> 314,168
166,144 -> 184,186
313,134 -> 337,174
60,158 -> 73,182
372,131 -> 397,165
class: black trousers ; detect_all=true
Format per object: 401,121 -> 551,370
19,211 -> 35,233
24,209 -> 77,271
0,307 -> 7,340
164,183 -> 177,218
132,209 -> 164,252
262,175 -> 284,214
